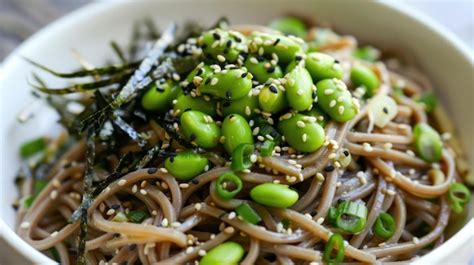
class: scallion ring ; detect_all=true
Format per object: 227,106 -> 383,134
231,143 -> 255,171
235,203 -> 262,224
334,201 -> 367,234
447,182 -> 471,214
373,212 -> 396,239
215,172 -> 243,200
323,233 -> 345,264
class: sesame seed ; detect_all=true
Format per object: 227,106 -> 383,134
118,179 -> 127,186
250,154 -> 258,163
245,106 -> 251,116
338,106 -> 345,115
228,212 -> 236,219
302,134 -> 308,142
384,143 -> 393,150
406,150 -> 415,157
324,89 -> 334,95
160,167 -> 168,173
297,121 -> 306,128
20,222 -> 30,229
132,185 -> 138,193
217,55 -> 226,62
210,77 -> 218,85
317,217 -> 325,224
50,190 -> 58,200
329,100 -> 337,108
316,173 -> 325,182
363,143 -> 373,152
297,89 -> 304,96
140,189 -> 148,195
250,57 -> 259,64
52,179 -> 60,188
161,218 -> 169,227
195,203 -> 202,211
50,231 -> 58,238
106,209 -> 115,215
413,237 -> 420,244
180,183 -> 190,189
386,189 -> 396,196
198,249 -> 207,256
185,246 -> 194,254
224,226 -> 235,234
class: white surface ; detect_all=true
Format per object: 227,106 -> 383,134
0,0 -> 473,264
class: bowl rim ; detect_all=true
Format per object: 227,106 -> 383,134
0,1 -> 472,263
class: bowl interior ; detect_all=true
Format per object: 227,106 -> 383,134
1,0 -> 472,263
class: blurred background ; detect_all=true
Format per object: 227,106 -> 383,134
0,0 -> 472,61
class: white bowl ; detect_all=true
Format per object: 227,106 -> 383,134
0,0 -> 472,264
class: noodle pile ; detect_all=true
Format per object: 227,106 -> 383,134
14,19 -> 470,265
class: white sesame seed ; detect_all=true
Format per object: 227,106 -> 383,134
210,77 -> 218,85
132,185 -> 138,193
328,153 -> 337,159
363,143 -> 373,152
338,106 -> 345,115
20,222 -> 30,229
140,189 -> 148,195
52,179 -> 61,188
304,213 -> 312,219
297,121 -> 306,128
317,217 -> 325,224
50,231 -> 58,238
151,210 -> 158,216
302,134 -> 308,142
195,203 -> 202,211
329,100 -> 337,108
413,237 -> 420,244
224,226 -> 235,234
172,73 -> 180,81
386,189 -> 396,196
217,54 -> 226,62
245,106 -> 251,116
118,179 -> 127,186
384,143 -> 393,150
316,173 -> 325,182
378,242 -> 386,247
198,249 -> 207,256
324,89 -> 334,95
185,246 -> 194,254
250,57 -> 259,64
297,89 -> 303,96
406,150 -> 415,157
50,190 -> 58,200
228,212 -> 237,219
250,154 -> 258,163
160,167 -> 168,173
180,183 -> 190,189
161,218 -> 169,227
106,209 -> 115,215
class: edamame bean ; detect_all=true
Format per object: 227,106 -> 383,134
350,64 -> 380,97
180,110 -> 221,149
200,241 -> 244,265
165,151 -> 208,181
303,107 -> 329,127
198,29 -> 248,63
250,32 -> 303,64
316,78 -> 359,122
305,52 -> 343,81
250,183 -> 299,208
413,123 -> 442,162
307,28 -> 340,52
222,114 -> 254,154
244,55 -> 283,83
141,80 -> 180,112
269,16 -> 307,38
222,94 -> 259,118
284,65 -> 314,111
353,46 -> 380,62
200,69 -> 253,100
278,113 -> 325,153
258,83 -> 287,113
183,64 -> 213,92
173,93 -> 217,117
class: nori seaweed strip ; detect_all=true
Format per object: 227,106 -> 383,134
76,127 -> 96,265
24,57 -> 138,78
112,115 -> 148,147
80,24 -> 177,130
110,41 -> 127,64
154,112 -> 196,149
31,73 -> 131,95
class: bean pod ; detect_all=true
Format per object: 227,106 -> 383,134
165,152 -> 208,181
350,64 -> 380,97
250,183 -> 299,208
250,32 -> 303,64
200,241 -> 245,265
200,69 -> 253,100
180,110 -> 221,149
316,78 -> 359,122
198,29 -> 248,63
258,83 -> 288,113
413,123 -> 442,162
141,80 -> 180,112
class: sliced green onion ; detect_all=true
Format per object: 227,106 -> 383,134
416,92 -> 438,113
20,137 -> 47,159
259,140 -> 275,157
447,182 -> 471,214
374,212 -> 396,239
413,123 -> 442,163
231,144 -> 255,171
323,233 -> 345,264
254,117 -> 282,145
353,46 -> 380,62
334,201 -> 367,234
112,212 -> 128,222
235,203 -> 262,224
126,210 -> 150,223
328,206 -> 337,225
215,172 -> 243,200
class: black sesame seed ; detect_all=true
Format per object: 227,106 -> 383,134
169,156 -> 175,163
191,179 -> 199,185
201,44 -> 208,49
212,32 -> 221,40
234,36 -> 242,43
129,244 -> 137,251
295,55 -> 303,61
343,150 -> 349,157
205,78 -> 211,85
196,68 -> 203,76
156,86 -> 165,92
111,204 -> 120,210
147,167 -> 158,174
324,165 -> 335,172
256,55 -> 265,62
226,91 -> 232,99
240,52 -> 249,60
226,40 -> 232,48
223,48 -> 229,54
223,101 -> 231,107
184,108 -> 192,112
334,59 -> 340,64
269,85 -> 278,93
229,114 -> 234,119
267,66 -> 275,73
241,72 -> 248,78
273,38 -> 281,46
312,91 -> 317,98
190,134 -> 197,141
114,233 -> 120,238
383,107 -> 388,114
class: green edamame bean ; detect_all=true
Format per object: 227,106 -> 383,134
141,80 -> 180,112
222,114 -> 254,154
284,65 -> 314,111
258,83 -> 287,113
200,69 -> 253,100
173,93 -> 217,117
250,183 -> 299,208
316,78 -> 358,122
200,241 -> 244,265
350,64 -> 380,97
307,28 -> 340,52
278,113 -> 325,153
222,94 -> 259,118
180,110 -> 221,149
244,55 -> 283,83
269,17 -> 307,38
198,29 -> 247,63
305,52 -> 343,82
250,32 -> 303,64
413,123 -> 442,162
303,106 -> 329,127
183,64 -> 213,91
165,151 -> 208,181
